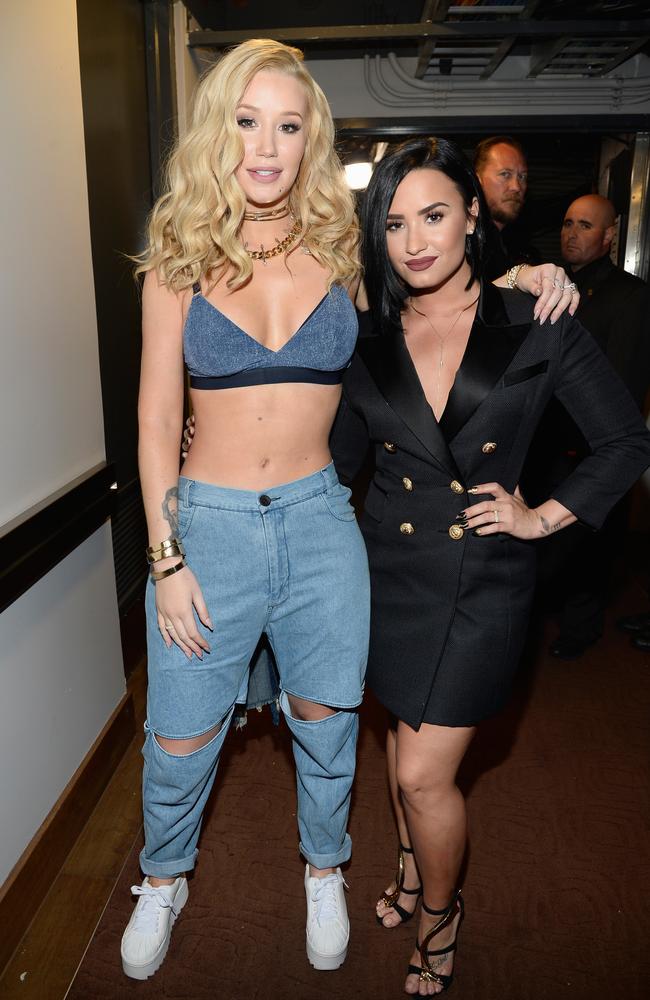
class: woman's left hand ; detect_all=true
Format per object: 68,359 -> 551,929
460,483 -> 539,540
516,263 -> 579,324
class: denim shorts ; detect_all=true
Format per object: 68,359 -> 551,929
145,463 -> 370,740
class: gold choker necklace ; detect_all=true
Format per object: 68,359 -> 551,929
243,204 -> 291,222
246,219 -> 301,264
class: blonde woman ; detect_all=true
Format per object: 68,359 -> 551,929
121,39 -> 369,980
125,36 -> 578,983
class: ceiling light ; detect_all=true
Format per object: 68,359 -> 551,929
345,162 -> 373,190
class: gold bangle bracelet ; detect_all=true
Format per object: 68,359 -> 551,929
146,536 -> 181,558
147,542 -> 185,564
147,551 -> 183,565
150,559 -> 186,582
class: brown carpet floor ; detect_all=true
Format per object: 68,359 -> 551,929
68,604 -> 650,1000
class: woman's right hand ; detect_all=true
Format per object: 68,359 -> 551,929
181,415 -> 196,460
155,563 -> 213,659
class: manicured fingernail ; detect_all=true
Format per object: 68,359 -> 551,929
206,619 -> 214,630
473,529 -> 482,536
467,487 -> 479,495
456,511 -> 467,518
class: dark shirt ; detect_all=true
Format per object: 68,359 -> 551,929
483,218 -> 540,282
521,253 -> 650,500
570,253 -> 650,407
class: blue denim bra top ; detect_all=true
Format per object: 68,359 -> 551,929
184,282 -> 358,389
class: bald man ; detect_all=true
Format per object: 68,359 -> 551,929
560,194 -> 649,406
524,193 -> 650,659
561,194 -> 617,274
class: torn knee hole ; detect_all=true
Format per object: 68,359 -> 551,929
154,722 -> 223,756
286,696 -> 340,722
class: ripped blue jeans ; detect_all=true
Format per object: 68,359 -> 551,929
140,464 -> 370,877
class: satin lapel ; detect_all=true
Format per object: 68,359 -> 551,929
358,329 -> 460,478
439,281 -> 532,442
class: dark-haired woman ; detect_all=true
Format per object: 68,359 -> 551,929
331,138 -> 650,995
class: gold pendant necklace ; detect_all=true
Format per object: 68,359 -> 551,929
245,219 -> 301,265
409,296 -> 478,418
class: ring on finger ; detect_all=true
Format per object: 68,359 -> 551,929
494,508 -> 499,524
164,621 -> 175,632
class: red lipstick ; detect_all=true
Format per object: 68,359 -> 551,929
405,257 -> 437,271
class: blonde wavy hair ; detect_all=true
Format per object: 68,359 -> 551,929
134,38 -> 359,291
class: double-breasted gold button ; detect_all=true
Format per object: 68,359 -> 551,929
482,441 -> 497,454
449,524 -> 464,540
402,477 -> 413,492
384,441 -> 397,453
450,480 -> 464,494
400,522 -> 415,535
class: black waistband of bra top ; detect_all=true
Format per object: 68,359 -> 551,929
190,366 -> 347,389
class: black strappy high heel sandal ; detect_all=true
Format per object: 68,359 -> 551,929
377,843 -> 422,926
407,890 -> 464,992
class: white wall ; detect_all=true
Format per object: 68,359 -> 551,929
0,0 -> 125,884
0,526 -> 125,882
0,0 -> 107,528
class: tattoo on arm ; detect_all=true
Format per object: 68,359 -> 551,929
162,487 -> 179,536
539,514 -> 562,535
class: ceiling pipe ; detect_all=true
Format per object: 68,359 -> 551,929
386,51 -> 650,99
362,54 -> 650,110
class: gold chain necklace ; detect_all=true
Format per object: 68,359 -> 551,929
409,295 -> 478,418
245,219 -> 301,264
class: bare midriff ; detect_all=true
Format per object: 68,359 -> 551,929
181,381 -> 342,490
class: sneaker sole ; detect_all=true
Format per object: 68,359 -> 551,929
121,879 -> 189,980
306,941 -> 348,971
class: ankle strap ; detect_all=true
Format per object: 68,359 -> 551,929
422,888 -> 461,917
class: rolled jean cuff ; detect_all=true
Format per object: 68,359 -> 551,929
139,847 -> 199,878
300,832 -> 352,870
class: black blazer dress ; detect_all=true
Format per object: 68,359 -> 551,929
330,281 -> 650,730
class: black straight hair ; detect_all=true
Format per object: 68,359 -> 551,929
361,137 -> 488,337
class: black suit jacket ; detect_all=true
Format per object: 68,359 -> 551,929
330,282 -> 650,728
573,254 -> 649,407
521,254 -> 649,500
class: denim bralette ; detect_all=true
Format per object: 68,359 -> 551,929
184,283 -> 358,389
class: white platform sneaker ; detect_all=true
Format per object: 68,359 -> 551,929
121,876 -> 188,980
304,865 -> 349,971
